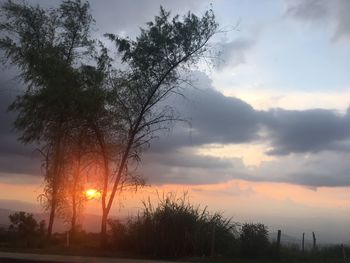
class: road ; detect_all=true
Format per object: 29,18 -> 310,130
0,252 -> 189,263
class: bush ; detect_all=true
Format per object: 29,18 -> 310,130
109,194 -> 237,258
239,223 -> 269,258
108,219 -> 127,250
8,211 -> 46,248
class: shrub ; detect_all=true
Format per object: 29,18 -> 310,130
108,219 -> 127,250
109,194 -> 237,258
239,223 -> 269,258
8,211 -> 46,248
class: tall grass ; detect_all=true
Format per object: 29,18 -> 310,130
109,193 -> 237,258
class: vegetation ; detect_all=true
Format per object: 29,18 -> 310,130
98,6 -> 218,245
0,212 -> 46,248
0,0 -> 218,246
240,223 -> 269,258
0,0 -> 97,237
0,1 -> 348,263
108,194 -> 236,258
1,202 -> 350,262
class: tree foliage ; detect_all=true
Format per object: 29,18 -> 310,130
0,0 -> 218,243
8,212 -> 46,247
97,6 -> 218,245
0,0 -> 98,237
240,223 -> 269,258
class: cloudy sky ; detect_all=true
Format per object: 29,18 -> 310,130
1,0 -> 350,243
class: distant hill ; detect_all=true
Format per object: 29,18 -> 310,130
0,199 -> 41,213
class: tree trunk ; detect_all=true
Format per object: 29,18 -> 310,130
47,129 -> 64,239
94,126 -> 110,248
47,196 -> 57,238
70,152 -> 81,236
71,193 -> 77,235
100,209 -> 108,248
100,154 -> 109,248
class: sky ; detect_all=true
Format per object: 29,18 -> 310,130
1,0 -> 350,243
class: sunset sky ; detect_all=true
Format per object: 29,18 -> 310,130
1,0 -> 350,243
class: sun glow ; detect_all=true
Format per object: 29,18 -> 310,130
84,189 -> 101,200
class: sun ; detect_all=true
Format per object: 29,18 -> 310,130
84,189 -> 101,200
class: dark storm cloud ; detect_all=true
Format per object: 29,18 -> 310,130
149,72 -> 262,154
182,87 -> 261,144
0,73 -> 40,177
285,0 -> 350,41
287,172 -> 350,187
3,68 -> 350,187
262,108 -> 350,155
257,151 -> 350,187
141,151 -> 245,185
0,153 -> 40,175
137,72 -> 350,187
150,73 -> 350,157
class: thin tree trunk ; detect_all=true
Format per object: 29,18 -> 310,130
47,167 -> 60,237
47,129 -> 64,238
100,208 -> 108,248
47,194 -> 57,238
94,126 -> 110,248
71,189 -> 77,235
71,147 -> 82,236
99,144 -> 130,248
100,156 -> 109,247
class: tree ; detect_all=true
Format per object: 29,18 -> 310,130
97,7 -> 218,246
0,0 -> 95,238
0,1 -> 219,245
240,223 -> 269,258
58,74 -> 110,236
8,211 -> 46,247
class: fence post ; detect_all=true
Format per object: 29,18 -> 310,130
276,230 -> 281,258
302,232 -> 305,253
342,244 -> 347,262
312,232 -> 316,250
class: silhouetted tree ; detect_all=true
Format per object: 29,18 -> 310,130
0,1 -> 219,246
0,0 -> 95,238
8,211 -> 46,247
97,7 -> 218,247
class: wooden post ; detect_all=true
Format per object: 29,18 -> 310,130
276,230 -> 281,258
342,244 -> 347,262
312,232 -> 316,250
302,232 -> 305,253
210,223 -> 216,258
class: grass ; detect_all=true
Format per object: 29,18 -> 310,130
2,198 -> 349,263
